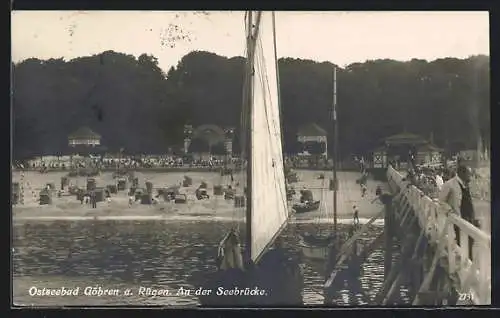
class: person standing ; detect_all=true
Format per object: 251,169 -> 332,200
352,205 -> 360,225
91,191 -> 97,209
439,165 -> 475,259
361,184 -> 367,198
435,171 -> 444,191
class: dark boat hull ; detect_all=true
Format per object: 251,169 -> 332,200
298,233 -> 336,261
292,200 -> 320,213
199,249 -> 304,306
301,233 -> 336,246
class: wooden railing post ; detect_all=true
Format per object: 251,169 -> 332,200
386,165 -> 491,305
447,218 -> 456,275
477,236 -> 490,303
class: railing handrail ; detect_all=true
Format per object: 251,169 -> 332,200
387,165 -> 490,242
448,214 -> 491,244
387,165 -> 491,305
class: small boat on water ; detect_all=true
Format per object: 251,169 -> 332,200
293,188 -> 320,213
296,181 -> 335,261
293,200 -> 320,213
298,67 -> 341,265
298,232 -> 336,260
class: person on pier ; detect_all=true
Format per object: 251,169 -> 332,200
438,165 -> 475,259
435,170 -> 444,191
352,205 -> 360,225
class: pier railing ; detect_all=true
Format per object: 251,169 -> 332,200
387,166 -> 491,305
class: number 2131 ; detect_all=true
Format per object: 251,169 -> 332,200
458,293 -> 473,301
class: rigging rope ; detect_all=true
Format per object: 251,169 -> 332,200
232,12 -> 252,234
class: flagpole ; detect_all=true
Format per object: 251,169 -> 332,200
332,67 -> 338,233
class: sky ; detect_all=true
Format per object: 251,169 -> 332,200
11,11 -> 490,72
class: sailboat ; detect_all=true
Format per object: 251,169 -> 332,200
298,179 -> 335,260
297,67 -> 340,261
199,11 -> 303,306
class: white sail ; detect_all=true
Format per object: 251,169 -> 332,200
249,12 -> 288,261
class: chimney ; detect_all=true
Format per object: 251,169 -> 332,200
429,132 -> 434,145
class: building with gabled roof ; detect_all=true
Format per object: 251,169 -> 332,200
297,123 -> 328,157
297,123 -> 327,137
68,127 -> 101,147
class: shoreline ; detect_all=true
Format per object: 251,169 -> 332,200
12,166 -> 359,173
12,215 -> 383,225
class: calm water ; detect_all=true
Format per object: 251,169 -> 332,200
12,220 -> 410,306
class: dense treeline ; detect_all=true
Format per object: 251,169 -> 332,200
12,50 -> 489,159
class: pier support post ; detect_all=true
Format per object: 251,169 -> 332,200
384,200 -> 393,278
412,218 -> 450,305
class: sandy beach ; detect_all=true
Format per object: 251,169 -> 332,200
12,169 -> 385,223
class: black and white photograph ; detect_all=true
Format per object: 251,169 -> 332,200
11,11 -> 490,306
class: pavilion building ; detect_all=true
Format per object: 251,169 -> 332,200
296,123 -> 328,158
68,126 -> 101,147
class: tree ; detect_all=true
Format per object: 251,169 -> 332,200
12,51 -> 490,160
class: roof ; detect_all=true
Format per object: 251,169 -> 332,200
297,123 -> 327,137
192,124 -> 226,143
417,143 -> 443,152
372,146 -> 387,153
383,132 -> 427,145
68,127 -> 101,139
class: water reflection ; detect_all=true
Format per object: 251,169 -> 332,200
12,220 -> 408,306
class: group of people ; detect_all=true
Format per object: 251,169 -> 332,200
14,155 -> 247,172
438,164 -> 478,260
80,191 -> 99,208
404,162 -> 479,260
352,171 -> 386,226
352,169 -> 372,226
405,165 -> 453,198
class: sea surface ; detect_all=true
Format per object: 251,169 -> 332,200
12,220 -> 410,307
12,169 -> 410,307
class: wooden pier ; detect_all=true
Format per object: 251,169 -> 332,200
324,165 -> 491,305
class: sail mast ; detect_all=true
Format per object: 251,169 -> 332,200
332,66 -> 338,233
272,12 -> 285,150
244,11 -> 254,263
244,11 -> 262,262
